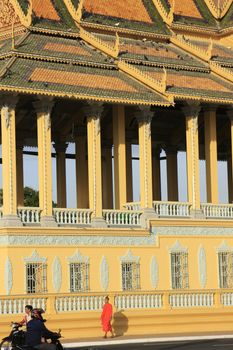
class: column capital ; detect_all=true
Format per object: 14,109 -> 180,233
33,97 -> 54,115
135,106 -> 154,124
0,94 -> 18,109
53,141 -> 68,154
82,102 -> 104,120
182,102 -> 201,118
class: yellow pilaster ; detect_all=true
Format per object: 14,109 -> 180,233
76,136 -> 89,208
204,108 -> 218,204
166,146 -> 178,201
102,144 -> 113,209
0,96 -> 22,225
85,103 -> 106,226
152,147 -> 161,201
183,103 -> 201,211
126,142 -> 133,202
16,143 -> 24,206
137,108 -> 154,209
54,141 -> 67,208
34,99 -> 56,226
113,105 -> 127,209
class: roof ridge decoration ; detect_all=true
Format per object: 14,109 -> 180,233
151,0 -> 174,25
210,61 -> 233,83
10,0 -> 32,26
204,0 -> 232,18
170,33 -> 212,62
117,60 -> 173,103
63,0 -> 83,23
79,27 -> 118,58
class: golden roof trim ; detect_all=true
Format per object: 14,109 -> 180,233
210,61 -> 233,83
171,22 -> 218,35
151,0 -> 173,25
171,92 -> 233,104
0,85 -> 172,106
10,0 -> 32,27
204,0 -> 232,19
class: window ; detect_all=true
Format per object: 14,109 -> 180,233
171,252 -> 189,289
121,262 -> 140,290
26,263 -> 47,294
70,262 -> 89,292
218,252 -> 233,288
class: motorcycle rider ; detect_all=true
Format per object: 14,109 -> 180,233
19,305 -> 33,326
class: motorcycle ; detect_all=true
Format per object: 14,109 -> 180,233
0,323 -> 63,350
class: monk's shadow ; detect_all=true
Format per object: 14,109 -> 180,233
112,310 -> 128,337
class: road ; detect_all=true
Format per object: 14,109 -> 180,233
65,338 -> 233,350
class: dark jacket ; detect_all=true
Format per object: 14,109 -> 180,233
25,319 -> 54,346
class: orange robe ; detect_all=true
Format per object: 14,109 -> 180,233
101,303 -> 112,332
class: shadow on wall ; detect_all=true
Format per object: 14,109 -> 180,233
112,310 -> 128,337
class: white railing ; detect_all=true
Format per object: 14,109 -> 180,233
53,208 -> 92,225
115,293 -> 163,309
55,295 -> 104,312
103,210 -> 142,226
123,202 -> 141,210
201,203 -> 233,219
169,293 -> 214,308
221,292 -> 233,306
0,297 -> 47,314
153,201 -> 191,217
17,207 -> 41,224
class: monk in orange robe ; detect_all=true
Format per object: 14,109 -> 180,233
101,296 -> 114,338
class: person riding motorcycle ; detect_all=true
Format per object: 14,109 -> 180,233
25,309 -> 56,348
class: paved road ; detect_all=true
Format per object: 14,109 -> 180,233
66,339 -> 233,350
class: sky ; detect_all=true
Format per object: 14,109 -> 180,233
12,144 -> 229,208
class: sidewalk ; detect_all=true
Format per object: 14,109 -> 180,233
62,331 -> 233,348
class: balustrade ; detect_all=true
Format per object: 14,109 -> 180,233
17,207 -> 41,224
169,293 -> 214,308
201,203 -> 233,219
103,209 -> 142,226
115,293 -> 163,309
53,208 -> 92,225
123,202 -> 141,210
153,201 -> 191,217
0,297 -> 46,315
55,295 -> 104,312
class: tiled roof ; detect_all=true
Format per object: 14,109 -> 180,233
137,65 -> 233,102
12,33 -> 113,66
0,58 -> 170,105
32,0 -> 61,21
81,0 -> 169,34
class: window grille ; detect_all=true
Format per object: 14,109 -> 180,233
70,262 -> 89,292
26,263 -> 47,294
218,252 -> 233,288
171,252 -> 189,289
121,262 -> 140,290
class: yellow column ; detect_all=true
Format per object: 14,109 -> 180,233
137,108 -> 154,209
166,146 -> 178,201
54,141 -> 67,208
16,142 -> 24,206
113,105 -> 127,209
0,96 -> 22,226
204,107 -> 218,204
85,103 -> 106,227
102,144 -> 113,209
183,103 -> 201,213
126,142 -> 133,202
34,98 -> 56,226
228,113 -> 233,203
76,135 -> 89,208
152,147 -> 161,201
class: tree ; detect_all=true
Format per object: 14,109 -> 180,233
0,187 -> 56,207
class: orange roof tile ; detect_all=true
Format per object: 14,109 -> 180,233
83,0 -> 152,23
32,0 -> 60,21
44,43 -> 92,56
121,43 -> 179,59
30,68 -> 138,92
149,71 -> 231,92
168,0 -> 203,19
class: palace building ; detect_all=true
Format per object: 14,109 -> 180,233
1,0 -> 233,339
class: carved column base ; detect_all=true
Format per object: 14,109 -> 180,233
190,209 -> 205,219
141,208 -> 158,229
40,216 -> 57,227
0,215 -> 23,227
91,217 -> 107,228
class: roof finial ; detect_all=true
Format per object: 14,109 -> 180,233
115,32 -> 119,57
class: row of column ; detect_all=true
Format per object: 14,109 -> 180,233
0,96 -> 232,226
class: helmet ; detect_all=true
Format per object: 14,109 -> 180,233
31,308 -> 45,320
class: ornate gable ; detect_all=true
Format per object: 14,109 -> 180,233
0,0 -> 20,29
